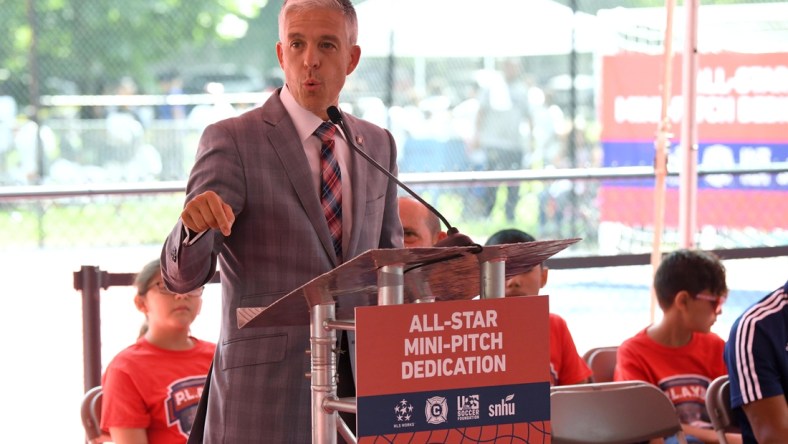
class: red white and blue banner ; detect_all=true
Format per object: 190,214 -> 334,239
600,52 -> 788,229
355,296 -> 550,443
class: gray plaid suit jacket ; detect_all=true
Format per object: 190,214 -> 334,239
161,89 -> 403,443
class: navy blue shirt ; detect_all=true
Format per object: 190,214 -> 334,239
724,280 -> 788,443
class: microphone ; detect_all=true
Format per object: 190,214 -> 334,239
327,106 -> 476,248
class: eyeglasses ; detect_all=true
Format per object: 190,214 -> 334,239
694,293 -> 726,314
152,281 -> 204,298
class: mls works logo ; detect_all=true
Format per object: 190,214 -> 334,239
488,394 -> 516,417
457,394 -> 480,421
425,396 -> 448,424
393,399 -> 415,429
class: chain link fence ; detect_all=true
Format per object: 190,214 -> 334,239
1,0 -> 786,253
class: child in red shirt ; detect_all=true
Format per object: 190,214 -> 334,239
486,229 -> 591,386
101,259 -> 216,444
614,249 -> 741,444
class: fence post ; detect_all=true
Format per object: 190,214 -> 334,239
74,265 -> 104,392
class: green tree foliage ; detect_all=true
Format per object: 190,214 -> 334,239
0,0 -> 269,104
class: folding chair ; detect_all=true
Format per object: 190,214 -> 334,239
80,386 -> 111,443
706,374 -> 739,444
551,380 -> 687,444
581,346 -> 618,383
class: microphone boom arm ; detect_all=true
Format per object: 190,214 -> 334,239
327,106 -> 458,235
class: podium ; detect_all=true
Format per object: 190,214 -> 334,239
237,238 -> 580,444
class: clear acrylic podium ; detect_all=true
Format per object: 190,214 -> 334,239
236,238 -> 579,444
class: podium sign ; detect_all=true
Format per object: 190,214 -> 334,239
355,296 -> 551,443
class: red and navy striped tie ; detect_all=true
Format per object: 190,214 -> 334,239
315,121 -> 342,261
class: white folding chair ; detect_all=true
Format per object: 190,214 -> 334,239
581,346 -> 618,383
551,380 -> 687,444
706,375 -> 739,444
80,386 -> 112,443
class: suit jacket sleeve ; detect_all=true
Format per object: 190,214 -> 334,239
161,121 -> 244,293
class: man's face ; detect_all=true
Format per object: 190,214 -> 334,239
504,265 -> 548,297
399,198 -> 437,248
276,7 -> 360,120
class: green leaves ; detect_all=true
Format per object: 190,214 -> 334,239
1,0 -> 272,104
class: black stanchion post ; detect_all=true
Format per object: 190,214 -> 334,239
75,265 -> 103,392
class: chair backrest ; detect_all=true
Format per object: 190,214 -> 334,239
582,346 -> 618,383
80,386 -> 111,443
551,381 -> 687,444
706,374 -> 739,444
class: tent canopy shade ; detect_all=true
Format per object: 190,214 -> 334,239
355,0 -> 602,58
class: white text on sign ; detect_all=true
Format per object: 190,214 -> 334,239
408,310 -> 499,333
402,310 -> 506,380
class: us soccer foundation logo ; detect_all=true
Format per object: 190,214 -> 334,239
166,376 -> 206,437
457,394 -> 480,421
425,396 -> 448,424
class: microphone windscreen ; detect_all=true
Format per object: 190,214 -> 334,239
327,106 -> 342,124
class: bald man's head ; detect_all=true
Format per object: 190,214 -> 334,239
397,197 -> 447,248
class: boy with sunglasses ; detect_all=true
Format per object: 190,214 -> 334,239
614,249 -> 741,444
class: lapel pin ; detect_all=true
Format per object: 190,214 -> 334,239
355,135 -> 364,145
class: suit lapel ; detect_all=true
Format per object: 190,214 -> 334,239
347,121 -> 369,258
264,93 -> 338,264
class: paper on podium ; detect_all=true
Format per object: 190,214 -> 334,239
237,238 -> 580,328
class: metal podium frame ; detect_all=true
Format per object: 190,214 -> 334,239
236,238 -> 580,444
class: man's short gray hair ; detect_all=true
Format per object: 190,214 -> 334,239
278,0 -> 358,46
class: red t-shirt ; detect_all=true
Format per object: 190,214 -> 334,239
101,337 -> 215,443
549,313 -> 592,386
614,328 -> 727,428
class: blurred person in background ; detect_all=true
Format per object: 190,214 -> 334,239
156,70 -> 187,121
104,76 -> 147,166
466,60 -> 532,221
9,108 -> 57,185
397,196 -> 447,248
485,228 -> 591,386
101,259 -> 215,444
156,70 -> 188,180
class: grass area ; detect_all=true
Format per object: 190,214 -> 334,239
0,194 -> 184,248
0,182 -> 597,250
415,182 -> 544,244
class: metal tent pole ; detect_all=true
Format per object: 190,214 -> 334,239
679,0 -> 700,248
650,0 -> 677,322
